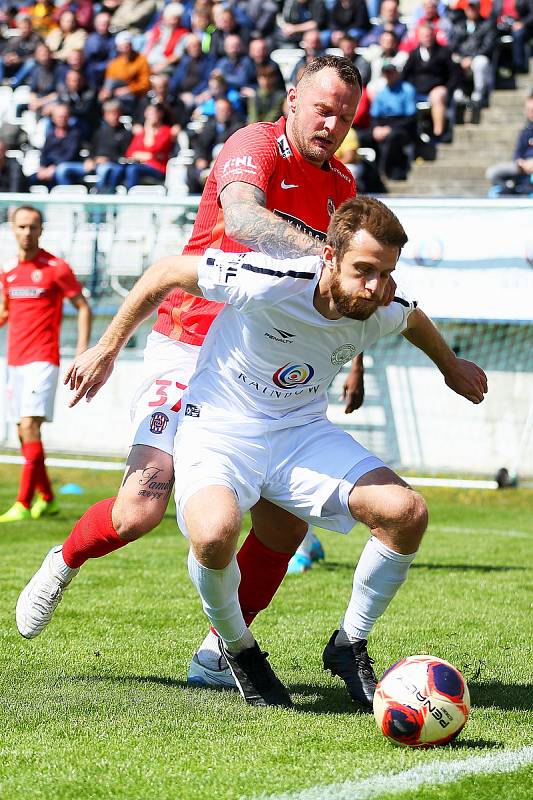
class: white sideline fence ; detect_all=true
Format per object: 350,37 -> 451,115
0,195 -> 532,479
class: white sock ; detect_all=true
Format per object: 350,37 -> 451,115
295,526 -> 314,558
187,551 -> 255,653
53,547 -> 79,582
336,536 -> 416,645
196,629 -> 227,670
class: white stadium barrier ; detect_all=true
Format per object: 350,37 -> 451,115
0,195 -> 531,478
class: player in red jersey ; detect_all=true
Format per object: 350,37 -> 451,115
0,206 -> 92,522
17,59 -> 392,686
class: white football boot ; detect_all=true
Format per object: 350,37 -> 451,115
16,545 -> 79,638
187,629 -> 237,689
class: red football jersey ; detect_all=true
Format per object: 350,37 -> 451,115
0,248 -> 82,367
154,116 -> 356,345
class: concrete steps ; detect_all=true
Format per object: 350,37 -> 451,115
385,71 -> 532,197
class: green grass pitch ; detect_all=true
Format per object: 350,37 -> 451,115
0,464 -> 531,800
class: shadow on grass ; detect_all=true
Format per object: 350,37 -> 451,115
315,562 -> 354,573
290,682 -> 372,715
69,673 -> 188,689
314,562 -> 526,575
411,563 -> 526,573
445,737 -> 503,750
469,681 -> 533,711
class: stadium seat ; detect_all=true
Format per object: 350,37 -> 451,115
107,236 -> 147,297
270,49 -> 304,83
6,148 -> 23,164
0,86 -> 13,123
49,184 -> 88,196
357,147 -> 377,163
165,154 -> 193,196
150,226 -> 190,261
25,113 -> 46,149
127,185 -> 167,196
48,185 -> 88,229
40,227 -> 73,260
7,85 -> 31,125
0,222 -> 18,259
68,223 -> 97,280
115,203 -> 157,232
96,221 -> 115,260
22,149 -> 41,178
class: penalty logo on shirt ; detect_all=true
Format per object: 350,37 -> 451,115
31,269 -> 42,283
272,362 -> 314,388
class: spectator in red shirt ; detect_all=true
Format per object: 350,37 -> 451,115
53,1 -> 93,31
401,0 -> 451,51
0,206 -> 92,523
143,2 -> 189,74
123,102 -> 174,189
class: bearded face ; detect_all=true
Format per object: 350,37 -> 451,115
329,265 -> 381,320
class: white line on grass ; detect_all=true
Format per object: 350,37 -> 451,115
0,454 -> 501,489
254,746 -> 533,800
0,454 -> 124,471
432,524 -> 531,539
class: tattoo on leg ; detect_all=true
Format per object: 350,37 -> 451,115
121,464 -> 173,498
137,467 -> 173,499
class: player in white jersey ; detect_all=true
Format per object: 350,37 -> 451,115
38,197 -> 488,707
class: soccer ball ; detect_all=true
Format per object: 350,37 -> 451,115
373,655 -> 470,747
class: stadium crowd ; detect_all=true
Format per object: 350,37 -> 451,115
0,0 -> 531,191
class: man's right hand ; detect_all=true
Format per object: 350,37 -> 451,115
342,355 -> 365,414
64,344 -> 116,407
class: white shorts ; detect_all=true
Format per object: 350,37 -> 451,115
130,332 -> 200,455
7,361 -> 59,423
173,414 -> 386,536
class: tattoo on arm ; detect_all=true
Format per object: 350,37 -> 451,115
221,182 -> 323,259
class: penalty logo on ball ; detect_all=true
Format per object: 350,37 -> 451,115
373,655 -> 470,747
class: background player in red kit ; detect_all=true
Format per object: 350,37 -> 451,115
0,206 -> 92,523
17,59 -> 392,688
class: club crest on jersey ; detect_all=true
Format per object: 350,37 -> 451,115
276,134 -> 292,159
149,412 -> 169,434
272,362 -> 314,388
31,269 -> 42,283
331,344 -> 358,365
327,198 -> 335,217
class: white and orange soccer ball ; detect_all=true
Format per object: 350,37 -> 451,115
373,655 -> 470,747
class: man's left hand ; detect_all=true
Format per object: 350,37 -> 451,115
443,358 -> 488,404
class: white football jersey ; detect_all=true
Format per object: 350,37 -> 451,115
184,248 -> 417,430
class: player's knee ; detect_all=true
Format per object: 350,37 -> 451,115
112,504 -> 163,541
192,525 -> 240,568
18,417 -> 41,441
387,487 -> 428,537
187,507 -> 241,566
398,490 -> 428,540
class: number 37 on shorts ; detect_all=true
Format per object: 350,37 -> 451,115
148,379 -> 187,412
130,376 -> 188,454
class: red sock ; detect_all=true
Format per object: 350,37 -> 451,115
62,497 -> 128,569
236,529 -> 292,627
17,441 -> 44,508
34,442 -> 53,502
